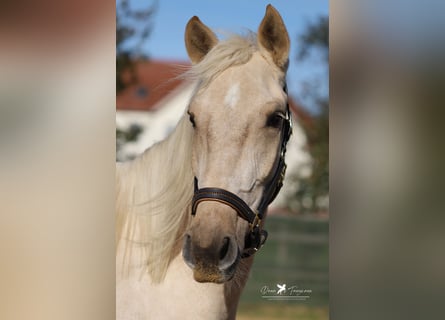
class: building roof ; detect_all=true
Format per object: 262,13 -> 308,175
117,60 -> 191,111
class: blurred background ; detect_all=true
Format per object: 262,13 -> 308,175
116,1 -> 329,319
3,1 -> 444,319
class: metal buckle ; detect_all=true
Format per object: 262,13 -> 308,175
250,212 -> 261,231
253,229 -> 268,252
288,112 -> 293,137
278,163 -> 287,186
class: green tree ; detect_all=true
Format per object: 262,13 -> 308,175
298,16 -> 328,62
116,0 -> 157,159
294,16 -> 329,213
116,0 -> 157,94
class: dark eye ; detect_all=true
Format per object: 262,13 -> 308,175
188,111 -> 196,128
266,112 -> 284,128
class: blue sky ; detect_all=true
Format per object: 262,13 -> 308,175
126,0 -> 328,113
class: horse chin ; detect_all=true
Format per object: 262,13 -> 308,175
192,258 -> 239,284
193,271 -> 227,284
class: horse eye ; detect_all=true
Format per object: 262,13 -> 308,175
188,111 -> 196,128
266,112 -> 284,129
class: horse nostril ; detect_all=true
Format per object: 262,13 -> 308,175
219,237 -> 230,260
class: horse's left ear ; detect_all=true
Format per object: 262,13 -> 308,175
185,16 -> 218,64
257,5 -> 290,70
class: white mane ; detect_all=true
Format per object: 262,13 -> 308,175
116,33 -> 262,283
182,32 -> 258,85
116,116 -> 194,282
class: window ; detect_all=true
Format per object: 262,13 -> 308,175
135,86 -> 148,98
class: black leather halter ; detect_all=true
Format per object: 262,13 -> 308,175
191,86 -> 292,258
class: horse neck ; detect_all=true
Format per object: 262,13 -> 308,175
223,257 -> 255,318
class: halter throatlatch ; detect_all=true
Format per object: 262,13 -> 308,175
191,86 -> 292,258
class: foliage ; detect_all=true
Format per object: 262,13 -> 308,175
116,0 -> 157,94
116,0 -> 157,159
116,124 -> 143,154
297,16 -> 328,61
293,16 -> 329,213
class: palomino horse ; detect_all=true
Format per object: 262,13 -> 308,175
116,5 -> 291,319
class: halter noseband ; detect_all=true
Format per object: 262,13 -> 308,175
191,86 -> 292,258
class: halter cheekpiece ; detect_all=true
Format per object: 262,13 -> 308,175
191,85 -> 292,258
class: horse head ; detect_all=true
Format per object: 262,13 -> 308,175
182,5 -> 291,283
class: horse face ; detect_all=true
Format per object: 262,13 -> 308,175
182,5 -> 290,283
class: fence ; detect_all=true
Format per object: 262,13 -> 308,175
237,214 -> 329,318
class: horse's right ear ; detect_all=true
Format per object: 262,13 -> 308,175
257,5 -> 290,70
185,16 -> 218,64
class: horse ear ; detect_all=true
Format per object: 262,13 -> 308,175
257,5 -> 290,70
185,16 -> 218,64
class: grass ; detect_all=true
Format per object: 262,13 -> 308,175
237,303 -> 329,320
